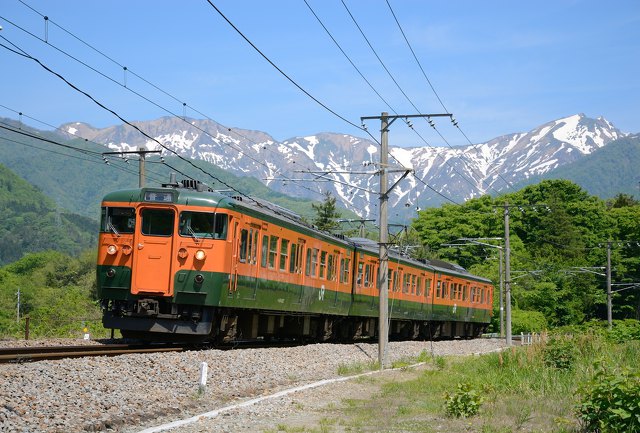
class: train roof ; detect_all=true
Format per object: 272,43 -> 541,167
101,180 -> 493,285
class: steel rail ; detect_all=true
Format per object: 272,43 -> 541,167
0,343 -> 185,363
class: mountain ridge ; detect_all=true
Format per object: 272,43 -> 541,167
57,113 -> 625,219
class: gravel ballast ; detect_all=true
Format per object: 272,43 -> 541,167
0,339 -> 505,432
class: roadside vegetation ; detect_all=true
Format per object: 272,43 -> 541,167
269,324 -> 640,433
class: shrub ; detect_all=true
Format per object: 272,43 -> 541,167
542,337 -> 577,370
511,309 -> 547,334
443,382 -> 483,418
577,365 -> 640,432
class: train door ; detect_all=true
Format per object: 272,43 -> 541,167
131,207 -> 176,296
238,224 -> 260,300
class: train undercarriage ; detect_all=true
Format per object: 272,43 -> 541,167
102,299 -> 486,344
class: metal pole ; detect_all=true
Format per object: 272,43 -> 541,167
139,147 -> 146,188
607,240 -> 612,330
499,248 -> 504,338
504,202 -> 512,346
16,287 -> 20,324
378,112 -> 389,370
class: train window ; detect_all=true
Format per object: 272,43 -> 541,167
411,275 -> 417,295
319,251 -> 327,279
305,249 -> 312,276
481,288 -> 485,304
261,235 -> 269,268
141,208 -> 174,236
327,254 -> 336,280
442,282 -> 449,299
239,229 -> 249,263
463,285 -> 469,301
252,230 -> 258,264
425,278 -> 432,297
101,207 -> 135,234
450,283 -> 457,300
340,258 -> 351,283
269,236 -> 279,269
179,212 -> 227,239
393,271 -> 399,292
289,244 -> 297,273
364,264 -> 373,288
402,274 -> 409,294
279,239 -> 289,271
310,249 -> 319,277
356,262 -> 364,287
436,281 -> 442,298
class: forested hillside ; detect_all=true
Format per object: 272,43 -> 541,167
413,179 -> 640,330
513,134 -> 640,198
0,164 -> 96,265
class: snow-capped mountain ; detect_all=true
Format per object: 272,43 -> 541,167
60,113 -> 625,219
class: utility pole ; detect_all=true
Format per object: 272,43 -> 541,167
102,149 -> 162,187
504,202 -> 512,346
16,287 -> 20,324
607,240 -> 612,330
361,112 -> 450,369
498,248 -> 504,338
440,237 -> 504,337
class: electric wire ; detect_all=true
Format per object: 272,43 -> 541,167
2,5 -> 332,199
341,0 -> 500,196
384,0 -> 515,192
0,36 -> 328,224
303,0 -> 480,203
0,124 -> 166,183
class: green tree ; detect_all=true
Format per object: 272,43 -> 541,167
311,192 -> 341,232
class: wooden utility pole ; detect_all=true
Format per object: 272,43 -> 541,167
361,112 -> 450,369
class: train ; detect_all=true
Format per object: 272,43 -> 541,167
96,177 -> 494,342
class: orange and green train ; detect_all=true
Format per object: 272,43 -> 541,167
97,179 -> 494,342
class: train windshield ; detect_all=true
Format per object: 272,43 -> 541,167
100,207 -> 135,235
179,211 -> 228,240
141,208 -> 174,236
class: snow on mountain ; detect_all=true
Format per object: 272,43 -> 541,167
59,114 -> 626,219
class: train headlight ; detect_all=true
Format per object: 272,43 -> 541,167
194,274 -> 204,284
122,245 -> 132,255
195,250 -> 206,261
178,248 -> 188,259
106,268 -> 116,278
107,245 -> 118,255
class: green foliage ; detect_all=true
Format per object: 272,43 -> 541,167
0,250 -> 101,338
542,337 -> 577,370
311,192 -> 341,232
414,178 -> 640,328
577,364 -> 640,433
511,309 -> 548,334
443,382 -> 483,418
0,164 -> 97,265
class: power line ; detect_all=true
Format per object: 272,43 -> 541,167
304,0 -> 481,203
0,36 -> 332,225
384,0 -> 515,192
2,6 -> 328,200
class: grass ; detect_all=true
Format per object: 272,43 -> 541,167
277,334 -> 640,433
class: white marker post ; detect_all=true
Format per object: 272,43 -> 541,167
199,362 -> 208,394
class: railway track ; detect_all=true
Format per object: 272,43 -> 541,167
0,343 -> 186,363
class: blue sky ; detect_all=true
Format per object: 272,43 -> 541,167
1,0 -> 638,147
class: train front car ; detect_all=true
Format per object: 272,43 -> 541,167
97,181 -> 231,341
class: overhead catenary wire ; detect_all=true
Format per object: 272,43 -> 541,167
0,122 -> 168,183
340,0 -> 503,197
384,0 -> 515,192
0,35 -> 338,225
303,0 -> 481,203
1,6 -> 331,201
